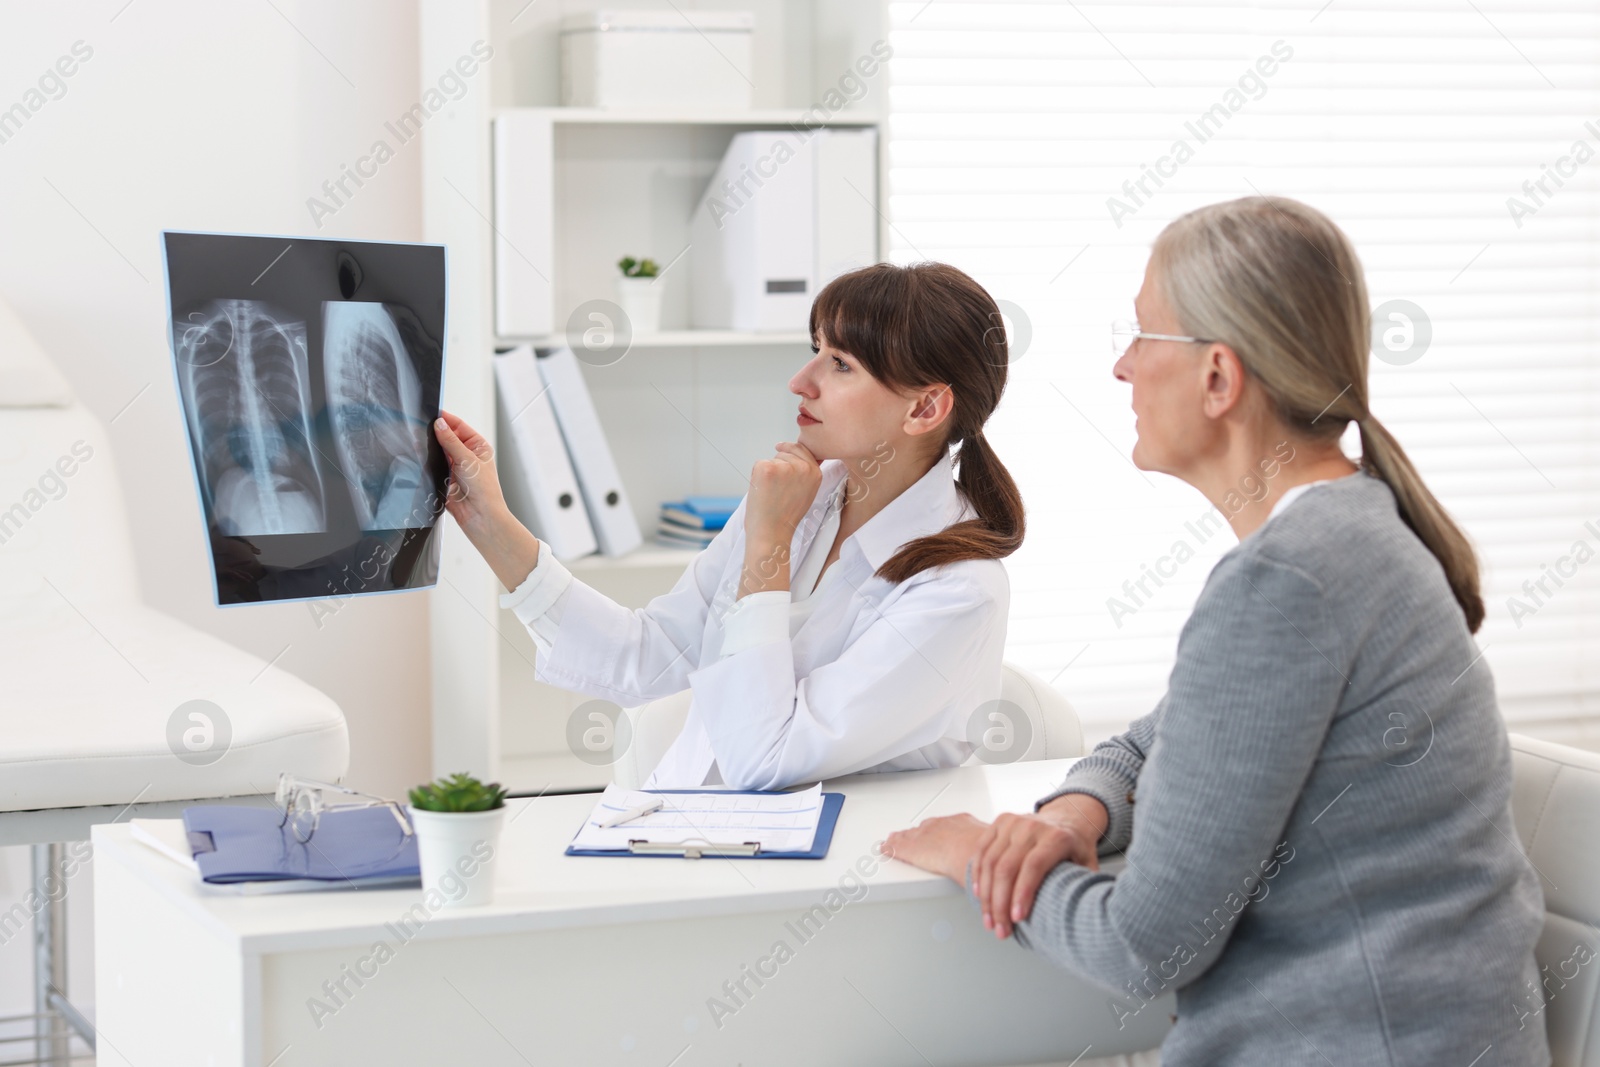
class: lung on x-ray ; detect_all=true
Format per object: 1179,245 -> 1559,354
173,299 -> 326,537
163,233 -> 448,606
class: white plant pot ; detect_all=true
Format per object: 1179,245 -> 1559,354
616,275 -> 663,334
406,806 -> 505,908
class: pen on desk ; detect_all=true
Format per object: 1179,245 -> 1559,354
598,796 -> 665,829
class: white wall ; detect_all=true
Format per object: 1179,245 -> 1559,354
0,0 -> 430,1020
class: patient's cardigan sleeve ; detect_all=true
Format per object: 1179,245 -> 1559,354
1006,551 -> 1344,993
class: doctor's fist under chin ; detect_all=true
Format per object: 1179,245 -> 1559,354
883,810 -> 1100,941
743,441 -> 822,546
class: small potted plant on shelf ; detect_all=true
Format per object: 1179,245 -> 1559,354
616,255 -> 663,335
407,772 -> 509,908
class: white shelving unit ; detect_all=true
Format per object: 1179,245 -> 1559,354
503,106 -> 880,126
420,0 -> 890,793
506,329 -> 813,348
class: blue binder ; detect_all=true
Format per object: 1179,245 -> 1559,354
565,790 -> 846,860
183,805 -> 420,886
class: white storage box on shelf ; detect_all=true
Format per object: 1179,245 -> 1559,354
689,127 -> 878,332
559,9 -> 755,110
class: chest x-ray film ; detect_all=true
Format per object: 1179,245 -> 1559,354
162,232 -> 449,606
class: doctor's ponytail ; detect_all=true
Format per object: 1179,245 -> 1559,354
809,262 -> 1025,583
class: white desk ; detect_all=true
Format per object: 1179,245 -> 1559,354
92,759 -> 1173,1067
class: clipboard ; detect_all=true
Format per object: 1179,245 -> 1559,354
564,790 -> 846,860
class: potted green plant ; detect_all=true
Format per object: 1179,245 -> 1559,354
616,255 -> 663,334
407,772 -> 509,907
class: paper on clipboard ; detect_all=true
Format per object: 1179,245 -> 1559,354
570,783 -> 825,853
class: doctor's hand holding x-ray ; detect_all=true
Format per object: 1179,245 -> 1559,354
429,408 -> 538,589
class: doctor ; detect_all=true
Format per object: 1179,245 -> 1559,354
432,261 -> 1025,790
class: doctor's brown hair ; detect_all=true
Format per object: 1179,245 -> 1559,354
809,261 -> 1024,583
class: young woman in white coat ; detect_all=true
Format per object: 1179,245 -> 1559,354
431,262 -> 1026,790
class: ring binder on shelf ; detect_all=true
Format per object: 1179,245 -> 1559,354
535,344 -> 643,557
493,344 -> 598,560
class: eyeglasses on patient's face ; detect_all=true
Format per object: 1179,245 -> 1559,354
1110,320 -> 1218,358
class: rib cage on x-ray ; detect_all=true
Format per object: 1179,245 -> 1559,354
322,302 -> 435,530
174,299 -> 327,536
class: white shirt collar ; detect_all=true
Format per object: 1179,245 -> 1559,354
810,452 -> 967,573
1264,473 -> 1359,526
1267,481 -> 1322,523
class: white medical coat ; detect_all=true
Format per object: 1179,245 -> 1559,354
498,453 -> 1009,790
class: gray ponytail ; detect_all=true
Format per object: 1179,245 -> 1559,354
1355,414 -> 1483,630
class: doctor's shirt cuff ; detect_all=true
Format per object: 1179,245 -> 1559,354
498,542 -> 574,637
719,590 -> 790,658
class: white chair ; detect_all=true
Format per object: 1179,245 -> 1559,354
989,660 -> 1085,763
1508,732 -> 1600,1067
0,298 -> 348,1064
611,660 -> 1084,789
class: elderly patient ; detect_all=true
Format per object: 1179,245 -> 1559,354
884,196 -> 1550,1067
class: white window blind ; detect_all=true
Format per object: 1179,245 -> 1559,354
886,0 -> 1600,741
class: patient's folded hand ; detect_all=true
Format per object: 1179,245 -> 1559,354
973,804 -> 1104,941
882,813 -> 990,887
883,798 -> 1108,942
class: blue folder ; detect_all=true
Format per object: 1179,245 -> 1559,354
565,790 -> 845,860
183,805 -> 420,885
659,496 -> 743,531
